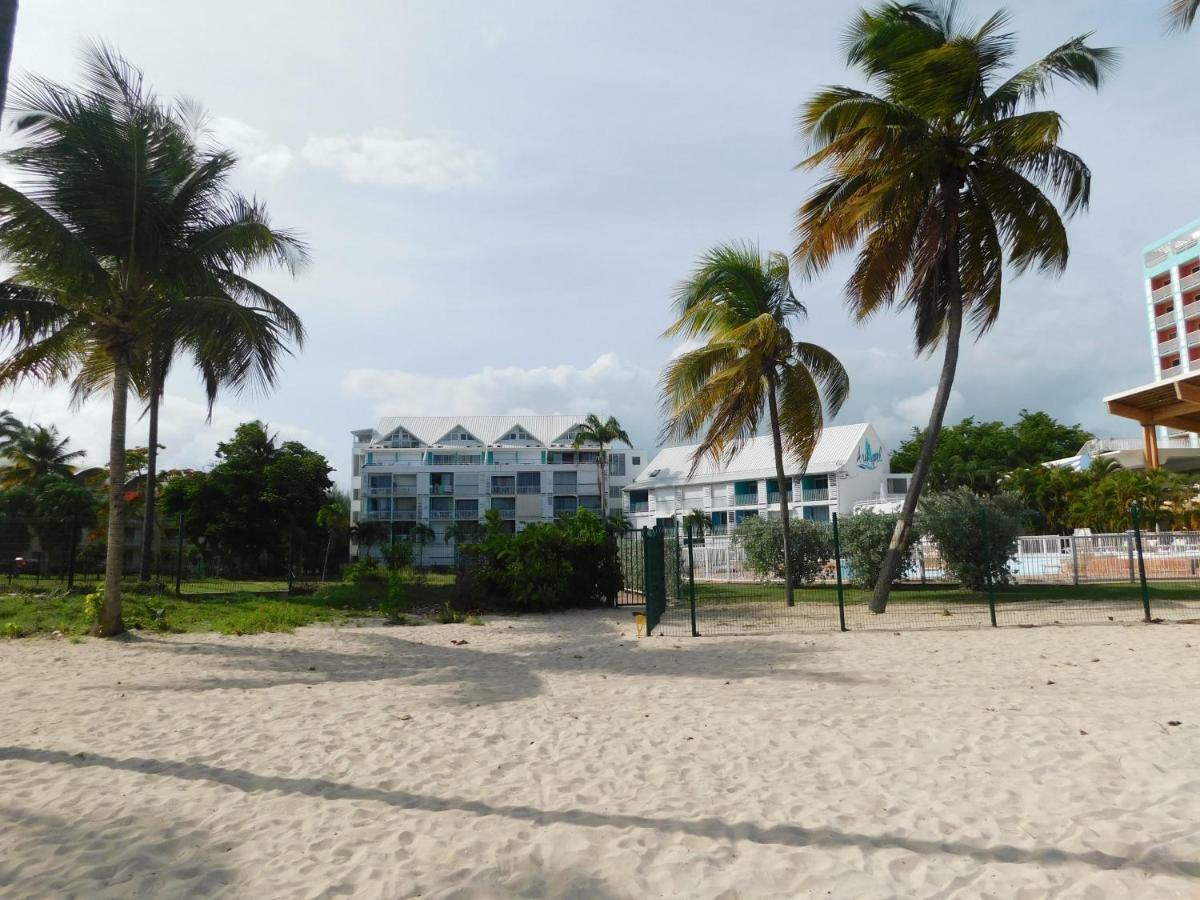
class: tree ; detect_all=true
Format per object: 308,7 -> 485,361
661,242 -> 849,607
0,47 -> 305,634
890,410 -> 1093,494
316,490 -> 350,581
444,520 -> 482,564
606,509 -> 631,532
31,474 -> 99,566
1166,0 -> 1199,32
2,424 -> 84,487
0,1 -> 17,121
919,489 -> 1028,590
349,521 -> 387,561
733,515 -> 835,585
572,414 -> 632,520
795,3 -> 1114,612
408,522 -> 435,569
681,508 -> 712,539
0,408 -> 20,454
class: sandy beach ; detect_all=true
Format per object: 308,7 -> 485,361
2,611 -> 1198,898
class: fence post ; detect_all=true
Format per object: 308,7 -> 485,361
66,513 -> 79,591
980,506 -> 997,627
1127,532 -> 1136,583
287,524 -> 296,595
1131,502 -> 1152,622
174,513 -> 185,597
832,513 -> 847,632
686,523 -> 699,637
1069,534 -> 1080,586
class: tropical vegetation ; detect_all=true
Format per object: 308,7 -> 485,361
572,414 -> 632,520
795,1 -> 1114,612
661,241 -> 848,608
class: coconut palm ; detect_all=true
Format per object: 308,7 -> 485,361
1167,0 -> 1199,31
1,424 -> 84,486
795,2 -> 1113,612
572,414 -> 632,519
681,508 -> 713,540
317,490 -> 350,581
0,46 -> 306,634
661,242 -> 849,607
0,408 -> 21,454
408,522 -> 436,569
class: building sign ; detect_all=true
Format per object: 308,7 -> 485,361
856,438 -> 882,471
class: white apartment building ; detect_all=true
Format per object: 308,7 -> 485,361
624,422 -> 910,532
350,415 -> 649,565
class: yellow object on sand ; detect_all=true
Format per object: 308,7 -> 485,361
634,613 -> 646,636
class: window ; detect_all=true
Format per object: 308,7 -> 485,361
632,456 -> 641,465
608,453 -> 626,476
609,485 -> 624,498
887,477 -> 908,495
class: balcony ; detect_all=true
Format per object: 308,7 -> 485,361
494,507 -> 516,520
430,508 -> 454,520
1155,310 -> 1176,329
1177,236 -> 1200,254
1152,283 -> 1175,303
802,487 -> 831,502
629,501 -> 649,513
1181,271 -> 1200,292
1188,331 -> 1200,349
1145,247 -> 1169,267
767,490 -> 783,504
1162,365 -> 1184,378
516,484 -> 541,495
491,480 -> 516,495
364,510 -> 390,521
429,484 -> 454,495
1184,299 -> 1200,321
430,455 -> 483,466
392,509 -> 417,522
455,509 -> 479,521
366,485 -> 392,496
1160,338 -> 1180,355
734,493 -> 758,506
392,484 -> 417,496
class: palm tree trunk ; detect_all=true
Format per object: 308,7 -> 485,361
98,360 -> 130,636
870,293 -> 964,613
597,444 -> 607,520
321,531 -> 333,582
0,1 -> 18,121
765,371 -> 795,607
138,383 -> 160,581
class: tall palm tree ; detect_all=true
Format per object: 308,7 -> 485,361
795,2 -> 1113,613
0,408 -> 21,454
661,242 -> 849,607
1167,0 -> 1199,31
572,414 -> 632,519
2,424 -> 84,486
0,46 -> 306,634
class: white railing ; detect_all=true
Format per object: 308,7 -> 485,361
491,483 -> 516,495
517,484 -> 541,494
802,487 -> 830,502
1162,365 -> 1184,378
392,510 -> 417,522
392,485 -> 418,496
1152,284 -> 1176,303
1145,247 -> 1170,266
1159,337 -> 1180,355
1180,271 -> 1200,292
430,508 -> 453,520
366,486 -> 392,496
1175,236 -> 1199,254
1156,310 -> 1177,328
1184,300 -> 1200,320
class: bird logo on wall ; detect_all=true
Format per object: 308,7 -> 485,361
856,438 -> 882,471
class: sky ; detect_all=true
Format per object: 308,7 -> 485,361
2,0 -> 1194,485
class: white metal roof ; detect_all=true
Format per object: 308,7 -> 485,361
628,423 -> 876,488
365,415 -> 591,447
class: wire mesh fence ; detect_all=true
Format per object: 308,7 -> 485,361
620,505 -> 1200,637
0,514 -> 329,597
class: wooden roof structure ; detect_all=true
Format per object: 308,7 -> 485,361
1104,372 -> 1200,468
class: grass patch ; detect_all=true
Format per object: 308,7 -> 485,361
0,572 -> 460,638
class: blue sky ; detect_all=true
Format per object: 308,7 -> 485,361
3,0 -> 1193,483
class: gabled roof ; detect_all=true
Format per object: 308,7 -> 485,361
628,423 -> 875,488
366,415 -> 593,447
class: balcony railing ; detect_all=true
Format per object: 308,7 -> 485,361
1180,271 -> 1200,292
1187,331 -> 1200,348
493,508 -> 517,520
455,509 -> 479,520
516,484 -> 541,494
392,509 -> 417,522
1162,364 -> 1184,378
429,484 -> 454,495
1160,338 -> 1180,355
734,493 -> 758,506
392,484 -> 417,496
1144,247 -> 1169,267
1176,236 -> 1199,254
629,501 -> 649,513
430,508 -> 454,520
802,487 -> 830,502
1152,283 -> 1176,303
1184,300 -> 1200,321
491,483 -> 516,495
1155,310 -> 1176,328
366,485 -> 392,496
767,490 -> 782,504
364,510 -> 391,521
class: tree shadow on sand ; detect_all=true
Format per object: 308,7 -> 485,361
2,746 -> 1196,882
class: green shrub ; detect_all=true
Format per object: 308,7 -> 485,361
434,601 -> 463,624
379,541 -> 414,572
2,621 -> 22,639
733,516 -> 834,584
344,559 -> 386,586
839,510 -> 916,588
380,569 -> 409,622
82,590 -> 104,626
459,509 -> 621,611
918,489 -> 1028,590
465,615 -> 485,626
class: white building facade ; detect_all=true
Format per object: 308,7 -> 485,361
350,415 -> 649,565
624,423 -> 910,531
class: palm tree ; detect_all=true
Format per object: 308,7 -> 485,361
0,408 -> 21,455
795,3 -> 1113,613
572,414 -> 632,519
0,1 -> 17,120
1167,0 -> 1199,31
444,520 -> 481,564
2,424 -> 85,487
0,46 -> 306,634
661,242 -> 849,607
408,522 -> 436,569
681,508 -> 713,541
349,521 -> 387,561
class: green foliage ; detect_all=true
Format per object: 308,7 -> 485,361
840,511 -> 915,588
890,411 -> 1094,495
380,569 -> 409,622
461,509 -> 622,611
733,516 -> 834,584
465,615 -> 485,626
434,602 -> 463,624
82,589 -> 104,626
2,621 -> 22,639
379,540 -> 414,571
918,490 -> 1028,591
343,559 -> 386,586
160,422 -> 333,576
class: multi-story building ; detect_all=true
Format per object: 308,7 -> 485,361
624,422 -> 909,532
349,415 -> 649,564
1143,219 -> 1200,382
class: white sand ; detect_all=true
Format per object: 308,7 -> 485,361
2,612 -> 1199,898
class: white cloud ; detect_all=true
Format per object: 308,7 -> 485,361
209,116 -> 296,181
301,132 -> 491,190
2,385 -> 322,473
342,353 -> 659,444
894,385 -> 964,427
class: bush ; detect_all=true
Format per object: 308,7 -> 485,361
343,559 -> 386,586
733,516 -> 834,584
459,509 -> 621,612
839,511 -> 916,588
918,489 -> 1028,590
82,589 -> 104,626
379,541 -> 414,572
380,569 -> 409,622
2,621 -> 22,639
